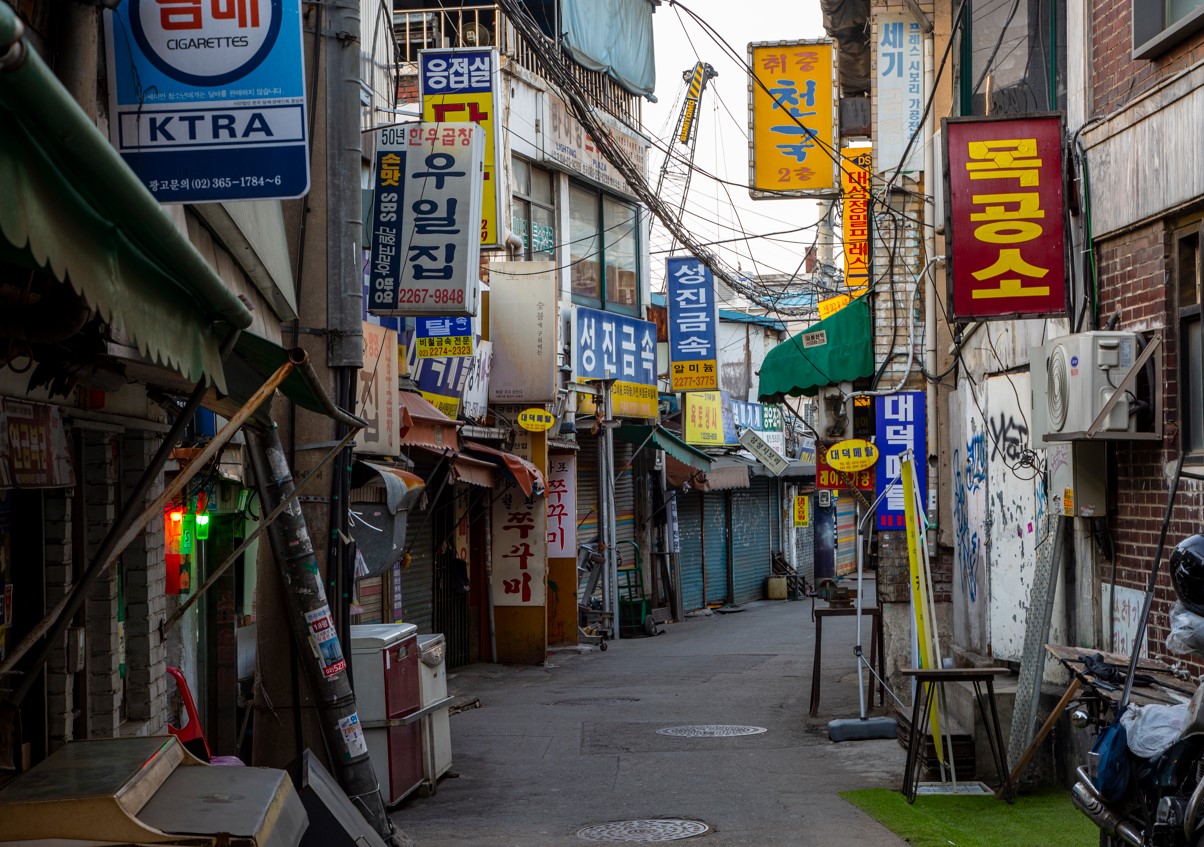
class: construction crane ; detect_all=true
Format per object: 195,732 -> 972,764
653,62 -> 718,263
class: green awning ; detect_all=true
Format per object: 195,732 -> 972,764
614,424 -> 712,473
757,296 -> 875,401
0,3 -> 254,394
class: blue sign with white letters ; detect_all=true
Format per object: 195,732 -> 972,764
666,257 -> 719,392
572,307 -> 657,386
104,0 -> 309,203
875,390 -> 926,531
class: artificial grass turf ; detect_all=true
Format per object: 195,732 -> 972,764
839,787 -> 1097,847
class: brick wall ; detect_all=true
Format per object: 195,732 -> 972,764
1093,0 -> 1204,115
82,432 -> 122,737
121,433 -> 168,730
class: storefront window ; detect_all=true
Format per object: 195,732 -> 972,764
511,158 -> 556,262
570,182 -> 641,315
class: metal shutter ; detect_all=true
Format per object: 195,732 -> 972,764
677,492 -> 704,611
703,492 -> 728,605
396,507 -> 435,632
576,434 -> 600,603
794,493 -> 816,586
613,441 -> 636,554
731,477 -> 775,605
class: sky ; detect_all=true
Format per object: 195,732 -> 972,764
643,0 -> 829,303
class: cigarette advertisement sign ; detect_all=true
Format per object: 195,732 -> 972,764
104,0 -> 309,203
667,257 -> 720,392
945,115 -> 1066,320
748,40 -> 838,197
419,48 -> 502,248
368,123 -> 483,317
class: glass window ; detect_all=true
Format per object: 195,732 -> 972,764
569,183 -> 641,314
1135,0 -> 1204,57
1169,0 -> 1204,26
511,157 -> 557,263
570,185 -> 601,301
1178,223 -> 1203,452
604,198 -> 638,309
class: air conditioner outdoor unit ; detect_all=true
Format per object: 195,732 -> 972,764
1030,331 -> 1140,443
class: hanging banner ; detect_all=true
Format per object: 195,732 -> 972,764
355,323 -> 400,456
667,257 -> 719,392
573,307 -> 659,420
368,123 -> 483,317
875,13 -> 924,175
415,317 -> 473,358
546,455 -> 577,558
945,115 -> 1066,320
103,0 -> 310,203
748,40 -> 838,197
489,262 -> 559,403
419,48 -> 502,248
841,148 -> 872,292
491,477 -> 547,607
876,391 -> 927,530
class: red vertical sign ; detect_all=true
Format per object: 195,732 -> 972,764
945,115 -> 1066,320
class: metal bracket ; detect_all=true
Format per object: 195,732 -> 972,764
1085,333 -> 1162,437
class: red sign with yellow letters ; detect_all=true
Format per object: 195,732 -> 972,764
945,115 -> 1066,320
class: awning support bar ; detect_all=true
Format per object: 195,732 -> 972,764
1,342 -> 294,700
160,427 -> 360,634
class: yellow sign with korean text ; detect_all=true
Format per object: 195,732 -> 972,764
841,148 -> 872,289
817,294 -> 851,321
517,408 -> 555,432
826,439 -> 879,472
415,336 -> 474,359
794,495 -> 811,527
749,40 -> 837,196
577,384 -> 660,421
419,49 -> 502,248
420,391 -> 460,419
683,391 -> 726,446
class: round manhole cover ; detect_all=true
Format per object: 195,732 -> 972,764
577,819 -> 711,842
656,725 -> 767,737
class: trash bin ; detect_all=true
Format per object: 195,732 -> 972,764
350,623 -> 422,805
417,633 -> 453,788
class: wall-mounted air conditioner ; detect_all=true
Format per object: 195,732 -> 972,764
1030,331 -> 1160,443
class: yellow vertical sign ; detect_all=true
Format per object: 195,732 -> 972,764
749,41 -> 836,196
683,392 -> 726,445
793,495 -> 810,527
841,148 -> 872,293
419,49 -> 501,248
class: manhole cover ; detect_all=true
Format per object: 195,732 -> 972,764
577,819 -> 711,842
553,697 -> 642,706
656,725 -> 767,737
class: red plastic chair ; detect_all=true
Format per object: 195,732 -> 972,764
166,666 -> 243,765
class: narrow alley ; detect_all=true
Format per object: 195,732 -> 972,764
395,599 -> 906,846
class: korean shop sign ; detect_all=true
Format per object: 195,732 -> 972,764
826,438 -> 879,473
876,13 -> 923,175
573,307 -> 659,420
748,40 -> 838,197
104,0 -> 309,203
793,495 -> 810,527
667,257 -> 719,392
683,391 -> 729,446
841,148 -> 872,292
817,449 -> 873,492
415,317 -> 473,358
368,123 -> 483,317
491,476 -> 547,607
517,408 -> 555,433
419,48 -> 502,248
944,115 -> 1066,320
876,391 -> 926,530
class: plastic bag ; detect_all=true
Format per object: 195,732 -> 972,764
1121,702 -> 1188,759
1167,601 -> 1204,656
1092,718 -> 1131,802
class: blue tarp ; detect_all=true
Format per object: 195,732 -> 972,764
561,0 -> 656,98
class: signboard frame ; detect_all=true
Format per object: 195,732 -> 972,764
666,256 -> 720,392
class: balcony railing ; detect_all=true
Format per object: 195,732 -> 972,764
393,4 -> 643,129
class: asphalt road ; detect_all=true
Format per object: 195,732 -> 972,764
393,597 -> 908,846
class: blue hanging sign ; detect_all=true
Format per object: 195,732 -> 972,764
666,257 -> 719,392
104,0 -> 309,203
875,390 -> 927,530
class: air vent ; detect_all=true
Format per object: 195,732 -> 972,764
1047,344 -> 1069,431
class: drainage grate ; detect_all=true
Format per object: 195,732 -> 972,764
655,725 -> 767,738
553,697 -> 642,707
577,819 -> 711,842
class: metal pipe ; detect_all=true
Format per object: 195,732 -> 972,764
1072,767 -> 1143,847
291,350 -> 369,430
1,329 -> 241,695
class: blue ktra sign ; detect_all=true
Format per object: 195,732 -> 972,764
104,0 -> 309,203
875,391 -> 927,530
